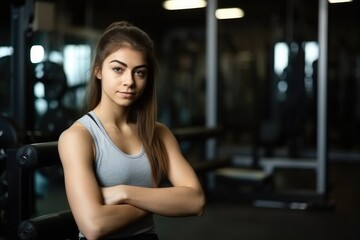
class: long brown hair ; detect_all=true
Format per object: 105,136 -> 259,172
83,21 -> 168,185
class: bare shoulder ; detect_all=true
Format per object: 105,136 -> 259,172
155,122 -> 180,149
58,122 -> 94,163
59,122 -> 92,145
155,122 -> 173,138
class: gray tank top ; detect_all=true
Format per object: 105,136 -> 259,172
77,111 -> 155,238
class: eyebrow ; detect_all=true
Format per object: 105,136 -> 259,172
109,60 -> 147,69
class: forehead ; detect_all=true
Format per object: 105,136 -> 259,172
105,47 -> 146,66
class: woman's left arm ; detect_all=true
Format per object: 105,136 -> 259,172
102,123 -> 205,217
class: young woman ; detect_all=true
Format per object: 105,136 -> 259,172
58,21 -> 205,240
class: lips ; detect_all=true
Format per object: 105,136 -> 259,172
120,91 -> 135,95
117,91 -> 135,98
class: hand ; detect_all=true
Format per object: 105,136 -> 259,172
101,185 -> 127,205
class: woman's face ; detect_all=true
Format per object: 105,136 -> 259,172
97,47 -> 148,107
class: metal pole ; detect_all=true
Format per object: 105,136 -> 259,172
7,0 -> 34,238
316,0 -> 328,196
205,0 -> 217,190
10,0 -> 34,130
206,0 -> 217,130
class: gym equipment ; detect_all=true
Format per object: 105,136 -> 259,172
18,210 -> 77,240
5,141 -> 77,239
33,61 -> 76,136
0,115 -> 23,237
0,56 -> 11,115
34,61 -> 67,101
0,115 -> 22,157
10,0 -> 34,130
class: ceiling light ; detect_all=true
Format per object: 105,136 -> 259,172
328,0 -> 353,3
215,8 -> 244,20
163,0 -> 207,10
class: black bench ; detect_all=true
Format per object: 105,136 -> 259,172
13,142 -> 77,240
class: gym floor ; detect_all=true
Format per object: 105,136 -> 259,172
35,161 -> 360,240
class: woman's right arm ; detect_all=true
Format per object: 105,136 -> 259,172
58,123 -> 148,240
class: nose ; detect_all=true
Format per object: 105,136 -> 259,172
122,70 -> 135,87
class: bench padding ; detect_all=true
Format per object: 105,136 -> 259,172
18,210 -> 78,240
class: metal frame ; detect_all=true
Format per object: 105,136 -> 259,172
205,0 -> 329,201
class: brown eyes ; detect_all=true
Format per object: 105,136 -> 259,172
113,67 -> 122,73
112,67 -> 147,79
134,69 -> 147,78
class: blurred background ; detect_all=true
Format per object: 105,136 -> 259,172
1,0 -> 359,153
1,0 -> 360,239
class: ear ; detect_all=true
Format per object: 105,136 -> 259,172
95,67 -> 102,79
